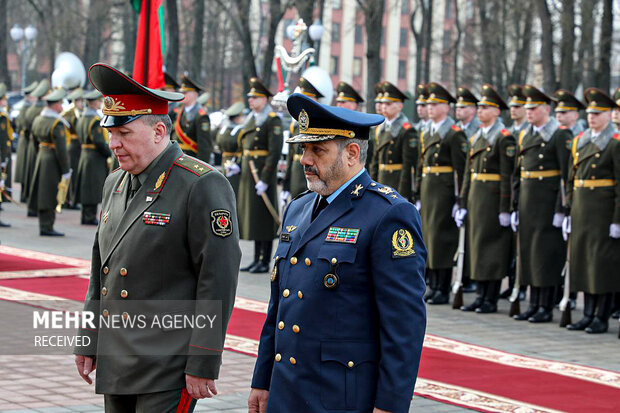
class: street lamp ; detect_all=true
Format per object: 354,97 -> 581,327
10,24 -> 38,91
308,20 -> 324,65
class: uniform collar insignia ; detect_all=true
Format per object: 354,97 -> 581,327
154,171 -> 166,191
286,225 -> 298,232
350,184 -> 363,196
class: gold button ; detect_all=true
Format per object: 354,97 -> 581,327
122,312 -> 129,320
101,287 -> 107,296
390,140 -> 394,144
347,361 -> 354,368
305,258 -> 311,266
275,353 -> 281,362
541,143 -> 546,147
297,290 -> 303,299
486,147 -> 491,152
538,176 -> 543,181
289,357 -> 296,365
539,165 -> 544,170
292,325 -> 300,333
102,309 -> 109,317
120,289 -> 128,299
283,289 -> 290,298
331,258 -> 337,264
575,152 -> 579,157
538,154 -> 544,159
120,268 -> 128,276
278,321 -> 284,330
256,127 -> 260,132
434,153 -> 439,157
595,153 -> 600,158
103,266 -> 109,275
290,257 -> 297,265
470,168 -> 474,173
591,164 -> 596,169
388,150 -> 392,154
483,169 -> 487,173
371,182 -> 376,186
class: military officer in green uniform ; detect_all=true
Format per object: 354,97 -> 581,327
163,72 -> 181,122
511,85 -> 572,323
611,87 -> 620,130
455,86 -> 480,138
14,80 -> 38,202
369,81 -> 385,177
23,79 -> 49,214
0,84 -> 12,227
28,88 -> 71,236
554,89 -> 585,136
334,81 -> 372,170
63,87 -> 84,209
507,84 -> 529,135
414,83 -> 430,133
562,88 -> 620,334
455,85 -> 515,313
74,90 -> 110,225
282,77 -> 322,206
369,81 -> 417,201
74,63 -> 240,412
238,78 -> 283,274
218,101 -> 245,196
416,82 -> 468,304
172,75 -> 212,162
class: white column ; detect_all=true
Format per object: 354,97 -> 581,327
384,0 -> 401,82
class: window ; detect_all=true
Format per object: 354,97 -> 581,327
332,22 -> 341,43
401,0 -> 410,14
381,27 -> 385,45
355,25 -> 363,44
330,56 -> 339,75
400,28 -> 408,47
331,0 -> 342,9
353,58 -> 362,77
398,60 -> 407,79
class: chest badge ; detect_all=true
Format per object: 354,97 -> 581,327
143,211 -> 171,226
102,211 -> 109,224
211,209 -> 233,237
326,227 -> 360,244
392,229 -> 415,258
286,225 -> 298,232
350,184 -> 363,196
323,273 -> 339,289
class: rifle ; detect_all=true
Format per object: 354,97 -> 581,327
56,172 -> 71,214
1,159 -> 21,207
451,171 -> 465,309
558,179 -> 572,327
248,159 -> 280,226
509,232 -> 521,317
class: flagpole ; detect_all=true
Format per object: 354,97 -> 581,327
143,0 -> 150,85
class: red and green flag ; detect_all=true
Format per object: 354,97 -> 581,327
131,0 -> 165,88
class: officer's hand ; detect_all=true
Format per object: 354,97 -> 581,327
185,374 -> 217,399
373,408 -> 391,413
552,212 -> 565,228
255,180 -> 268,196
225,163 -> 240,177
498,212 -> 510,227
0,161 -> 5,169
562,216 -> 571,241
414,200 -> 421,211
609,223 -> 620,239
510,211 -> 519,233
280,191 -> 290,208
0,180 -> 4,189
451,203 -> 459,218
454,208 -> 467,228
62,171 -> 72,180
75,355 -> 96,385
248,388 -> 269,413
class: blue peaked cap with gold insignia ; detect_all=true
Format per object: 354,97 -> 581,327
286,93 -> 384,143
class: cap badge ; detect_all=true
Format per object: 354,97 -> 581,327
298,109 -> 309,131
103,96 -> 125,112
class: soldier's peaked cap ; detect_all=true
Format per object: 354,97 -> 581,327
583,87 -> 618,113
426,82 -> 456,104
286,93 -> 384,144
415,84 -> 429,104
507,84 -> 527,107
612,86 -> 620,107
298,77 -> 324,98
23,81 -> 38,95
336,81 -> 364,103
479,84 -> 508,110
180,74 -> 202,92
456,86 -> 479,107
380,81 -> 408,102
89,63 -> 184,128
523,85 -> 554,108
553,89 -> 585,112
247,77 -> 273,98
164,72 -> 180,90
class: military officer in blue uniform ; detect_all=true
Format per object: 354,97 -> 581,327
249,93 -> 427,413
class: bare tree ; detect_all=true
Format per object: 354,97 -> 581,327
261,0 -> 292,89
410,0 -> 433,86
357,0 -> 385,111
166,0 -> 180,77
535,0 -> 557,92
294,0 -> 314,26
597,0 -> 612,91
558,0 -> 575,90
577,0 -> 597,89
190,0 -> 205,79
83,1 -> 108,68
0,0 -> 9,88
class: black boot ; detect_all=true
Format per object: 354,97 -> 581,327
514,287 -> 539,320
428,269 -> 450,305
611,293 -> 620,319
424,270 -> 438,302
529,287 -> 554,323
586,293 -> 612,334
461,297 -> 483,312
567,293 -> 596,330
476,300 -> 498,313
250,241 -> 272,273
240,241 -> 261,271
0,220 -> 10,227
40,229 -> 65,236
477,281 -> 499,313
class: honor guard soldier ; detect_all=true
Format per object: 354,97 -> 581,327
282,77 -> 322,205
554,89 -> 586,136
172,74 -> 212,162
0,84 -> 12,226
28,88 -> 71,236
335,81 -> 373,171
163,72 -> 181,121
14,80 -> 38,202
416,82 -> 468,304
23,79 -> 49,215
248,93 -> 426,413
369,81 -> 418,201
455,86 -> 480,138
455,85 -> 515,313
238,77 -> 283,274
414,83 -> 430,133
507,84 -> 529,135
218,101 -> 246,197
74,90 -> 111,225
612,87 -> 620,130
563,88 -> 620,334
63,87 -> 84,209
74,63 -> 240,412
511,85 -> 572,323
373,81 -> 384,116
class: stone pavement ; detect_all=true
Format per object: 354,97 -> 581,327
1,181 -> 618,412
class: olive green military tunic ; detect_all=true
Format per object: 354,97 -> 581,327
282,121 -> 307,198
173,104 -> 212,162
416,117 -> 468,269
567,123 -> 620,293
512,118 -> 572,287
23,101 -> 46,202
75,108 -> 111,206
62,106 -> 82,203
457,116 -> 480,139
27,110 -> 70,230
215,121 -> 243,196
14,102 -> 32,185
370,112 -> 418,200
237,105 -> 282,241
0,110 -> 13,201
460,121 -> 515,281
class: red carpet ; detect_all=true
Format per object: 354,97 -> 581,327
2,249 -> 620,412
0,252 -> 75,272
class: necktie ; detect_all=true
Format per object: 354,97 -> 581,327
312,196 -> 329,221
129,175 -> 141,201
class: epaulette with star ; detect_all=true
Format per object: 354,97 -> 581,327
198,108 -> 208,116
403,122 -> 412,130
174,155 -> 213,176
269,111 -> 278,118
366,182 -> 402,204
174,107 -> 180,114
558,125 -> 568,129
451,124 -> 462,131
500,128 -> 510,136
614,133 -> 620,142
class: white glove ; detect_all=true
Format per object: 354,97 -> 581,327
552,212 -> 565,228
562,216 -> 571,241
451,203 -> 459,218
225,163 -> 240,177
62,171 -> 72,180
610,223 -> 620,239
0,161 -> 6,169
280,191 -> 290,208
414,201 -> 421,211
510,211 -> 519,233
255,180 -> 268,196
0,179 -> 4,189
454,208 -> 467,228
499,212 -> 510,227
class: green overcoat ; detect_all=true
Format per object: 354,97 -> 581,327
75,109 -> 111,205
